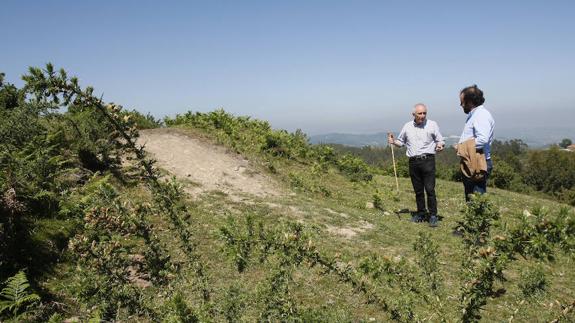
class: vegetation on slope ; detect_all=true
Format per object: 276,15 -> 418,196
0,65 -> 574,322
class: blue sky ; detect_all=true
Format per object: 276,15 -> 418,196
1,1 -> 573,137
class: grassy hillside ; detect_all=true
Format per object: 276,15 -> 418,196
151,120 -> 575,322
1,66 -> 574,322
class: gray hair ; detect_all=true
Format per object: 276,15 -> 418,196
412,103 -> 427,114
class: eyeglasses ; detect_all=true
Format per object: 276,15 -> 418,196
416,112 -> 427,115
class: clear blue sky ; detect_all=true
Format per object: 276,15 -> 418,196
1,1 -> 573,137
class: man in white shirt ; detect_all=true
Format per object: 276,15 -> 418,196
458,85 -> 495,201
388,103 -> 445,227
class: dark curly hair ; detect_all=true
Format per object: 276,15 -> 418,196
460,84 -> 485,108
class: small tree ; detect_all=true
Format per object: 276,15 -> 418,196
559,138 -> 572,149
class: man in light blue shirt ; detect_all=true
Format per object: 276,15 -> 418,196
388,103 -> 445,227
458,85 -> 495,201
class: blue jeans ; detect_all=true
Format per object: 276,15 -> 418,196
463,158 -> 493,201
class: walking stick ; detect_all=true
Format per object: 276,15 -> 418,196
388,133 -> 400,193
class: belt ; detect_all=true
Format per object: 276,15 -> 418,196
409,153 -> 434,161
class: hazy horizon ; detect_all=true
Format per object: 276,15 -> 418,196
1,1 -> 573,139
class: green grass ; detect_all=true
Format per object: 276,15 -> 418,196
37,127 -> 575,322
177,127 -> 575,321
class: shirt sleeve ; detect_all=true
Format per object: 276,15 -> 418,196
395,124 -> 407,147
473,111 -> 494,149
433,122 -> 445,145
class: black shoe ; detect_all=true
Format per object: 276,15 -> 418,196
411,214 -> 425,223
429,215 -> 438,227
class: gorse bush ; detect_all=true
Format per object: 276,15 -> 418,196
165,109 -> 271,153
165,109 -> 309,160
0,65 -> 146,280
68,181 -> 173,318
120,109 -> 162,129
0,65 -> 182,320
5,64 -> 216,320
217,197 -> 575,322
518,265 -> 547,298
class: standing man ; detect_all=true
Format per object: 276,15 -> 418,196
388,103 -> 445,227
458,84 -> 495,201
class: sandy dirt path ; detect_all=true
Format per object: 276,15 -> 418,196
138,128 -> 280,200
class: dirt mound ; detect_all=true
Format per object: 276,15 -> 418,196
138,128 -> 280,199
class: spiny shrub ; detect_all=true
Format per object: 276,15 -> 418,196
456,194 -> 500,248
505,206 -> 575,260
162,293 -> 199,323
17,64 -> 217,320
120,109 -> 162,129
221,284 -> 246,322
372,190 -> 385,211
1,69 -> 107,275
164,109 -> 270,153
67,182 -> 173,319
219,215 -> 257,273
413,232 -> 442,292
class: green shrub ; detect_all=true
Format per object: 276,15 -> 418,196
262,130 -> 292,157
518,265 -> 547,298
558,188 -> 575,206
490,158 -> 518,189
523,147 -> 575,193
337,154 -> 373,182
373,191 -> 385,211
312,144 -> 337,166
382,156 -> 409,178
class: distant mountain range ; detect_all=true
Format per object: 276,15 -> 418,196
309,132 -> 461,147
309,132 -> 389,147
309,131 -> 572,148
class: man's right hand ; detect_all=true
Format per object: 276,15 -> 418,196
387,133 -> 395,145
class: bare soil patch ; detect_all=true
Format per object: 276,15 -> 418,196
138,128 -> 281,199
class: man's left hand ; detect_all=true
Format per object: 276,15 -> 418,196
436,143 -> 444,152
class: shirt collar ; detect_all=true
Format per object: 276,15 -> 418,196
466,105 -> 483,121
412,119 -> 427,127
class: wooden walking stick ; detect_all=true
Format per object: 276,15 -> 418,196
388,132 -> 400,193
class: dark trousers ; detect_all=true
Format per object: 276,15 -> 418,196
463,158 -> 493,201
408,156 -> 437,216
